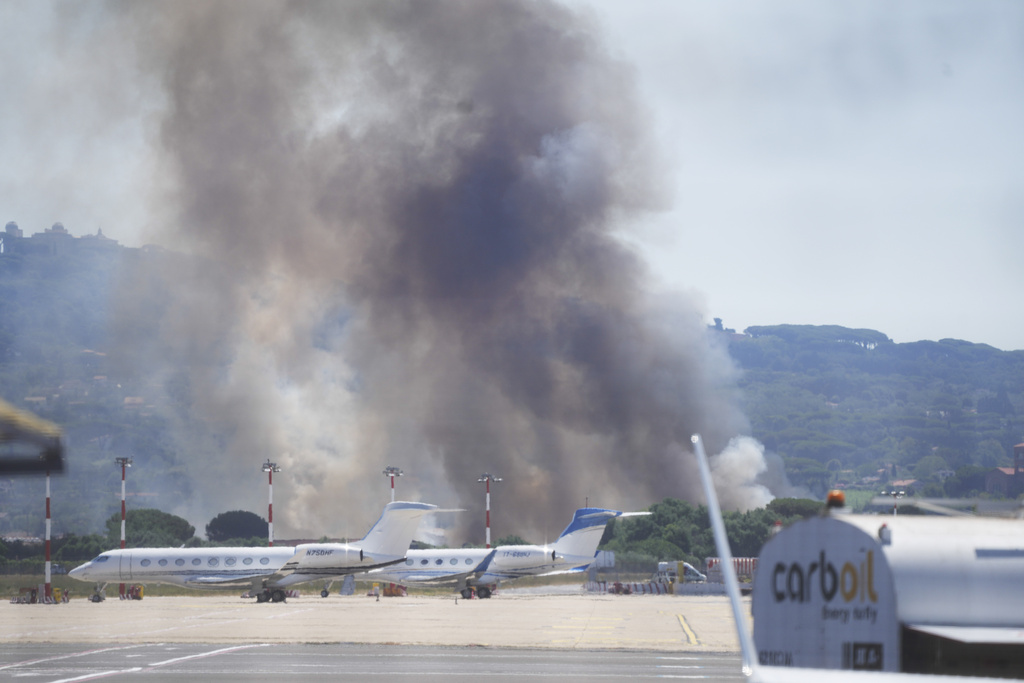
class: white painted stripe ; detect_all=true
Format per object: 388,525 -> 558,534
148,643 -> 270,666
49,667 -> 143,682
0,644 -> 151,672
31,644 -> 271,682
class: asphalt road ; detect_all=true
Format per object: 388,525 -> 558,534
0,643 -> 745,682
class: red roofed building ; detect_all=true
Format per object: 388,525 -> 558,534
985,443 -> 1024,498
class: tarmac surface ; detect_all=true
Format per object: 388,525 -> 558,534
3,588 -> 748,681
3,588 -> 746,651
0,643 -> 746,682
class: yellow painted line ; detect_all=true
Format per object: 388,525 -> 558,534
677,614 -> 699,645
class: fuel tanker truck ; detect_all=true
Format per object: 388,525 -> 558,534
752,495 -> 1024,678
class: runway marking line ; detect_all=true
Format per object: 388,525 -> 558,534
656,656 -> 704,660
50,667 -> 143,682
147,642 -> 271,666
40,644 -> 271,683
0,644 -> 152,672
677,614 -> 700,645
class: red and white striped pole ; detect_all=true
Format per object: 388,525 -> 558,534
477,473 -> 502,548
262,460 -> 281,547
382,466 -> 403,503
115,457 -> 132,599
44,469 -> 51,601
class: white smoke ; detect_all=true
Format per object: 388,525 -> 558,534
710,436 -> 774,512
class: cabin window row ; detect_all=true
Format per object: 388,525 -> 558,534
137,557 -> 272,567
406,558 -> 476,566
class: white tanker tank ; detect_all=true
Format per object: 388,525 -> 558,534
753,509 -> 1024,677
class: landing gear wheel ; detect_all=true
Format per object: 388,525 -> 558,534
321,589 -> 329,598
256,591 -> 269,603
90,594 -> 103,603
477,586 -> 492,599
460,588 -> 473,599
271,589 -> 286,603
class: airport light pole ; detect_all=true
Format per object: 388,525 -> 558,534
383,466 -> 403,503
262,460 -> 281,546
882,489 -> 905,517
478,473 -> 502,548
44,468 -> 52,601
115,457 -> 133,598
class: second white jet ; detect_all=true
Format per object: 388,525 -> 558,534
359,506 -> 647,598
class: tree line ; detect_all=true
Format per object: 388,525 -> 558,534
724,324 -> 1024,499
1,508 -> 270,569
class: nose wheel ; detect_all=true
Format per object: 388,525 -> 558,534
89,583 -> 107,603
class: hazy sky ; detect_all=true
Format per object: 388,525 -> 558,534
3,1 -> 1023,351
574,1 -> 1024,351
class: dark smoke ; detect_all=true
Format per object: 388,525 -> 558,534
111,0 -> 764,541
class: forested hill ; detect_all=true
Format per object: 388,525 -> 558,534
724,324 -> 1024,499
3,241 -> 1024,538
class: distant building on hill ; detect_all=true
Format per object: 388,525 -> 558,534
985,443 -> 1024,498
1,221 -> 120,256
890,478 -> 920,495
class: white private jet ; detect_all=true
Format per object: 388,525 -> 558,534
361,506 -> 647,598
69,501 -> 437,603
690,434 -> 1010,683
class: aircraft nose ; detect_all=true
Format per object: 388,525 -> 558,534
69,564 -> 87,578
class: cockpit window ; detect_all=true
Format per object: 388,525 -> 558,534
93,555 -> 110,563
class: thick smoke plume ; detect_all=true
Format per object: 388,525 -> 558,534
111,0 -> 763,540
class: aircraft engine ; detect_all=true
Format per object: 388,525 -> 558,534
490,546 -> 552,570
291,544 -> 364,570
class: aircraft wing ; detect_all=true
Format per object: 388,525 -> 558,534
278,554 -> 406,579
184,572 -> 273,586
535,566 -> 589,577
365,549 -> 497,586
390,570 -> 479,585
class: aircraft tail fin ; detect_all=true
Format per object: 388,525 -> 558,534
551,508 -> 648,558
354,501 -> 438,557
691,434 -> 756,677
